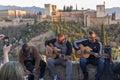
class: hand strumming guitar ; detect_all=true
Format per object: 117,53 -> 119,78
46,45 -> 54,54
46,44 -> 61,54
76,50 -> 82,55
94,53 -> 100,58
46,43 -> 62,58
59,54 -> 71,60
76,49 -> 100,58
64,56 -> 71,60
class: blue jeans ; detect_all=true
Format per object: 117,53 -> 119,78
47,57 -> 72,80
80,57 -> 104,79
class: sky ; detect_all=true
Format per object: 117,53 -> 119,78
0,0 -> 120,10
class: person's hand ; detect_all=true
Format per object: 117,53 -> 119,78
59,54 -> 65,60
94,53 -> 100,58
24,69 -> 31,74
0,34 -> 5,40
64,56 -> 71,60
77,50 -> 82,55
33,68 -> 37,73
3,44 -> 12,64
3,44 -> 12,54
54,47 -> 61,52
46,45 -> 53,53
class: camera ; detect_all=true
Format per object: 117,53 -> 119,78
3,36 -> 9,46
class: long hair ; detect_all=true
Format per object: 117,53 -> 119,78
22,43 -> 30,57
22,43 -> 28,52
0,61 -> 24,80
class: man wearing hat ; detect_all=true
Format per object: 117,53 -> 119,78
45,34 -> 72,80
73,31 -> 104,80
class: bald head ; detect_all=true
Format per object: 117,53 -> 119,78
88,31 -> 96,43
57,34 -> 65,44
89,31 -> 96,38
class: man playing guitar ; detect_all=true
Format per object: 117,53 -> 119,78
45,34 -> 72,80
73,31 -> 104,80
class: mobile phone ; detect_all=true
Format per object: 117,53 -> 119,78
3,37 -> 9,46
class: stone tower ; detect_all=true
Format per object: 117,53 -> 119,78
45,4 -> 53,16
96,2 -> 105,17
44,4 -> 58,16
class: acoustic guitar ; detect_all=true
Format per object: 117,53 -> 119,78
46,43 -> 71,60
46,43 -> 61,58
75,44 -> 92,58
75,44 -> 110,58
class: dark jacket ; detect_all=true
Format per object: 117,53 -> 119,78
45,38 -> 72,56
72,38 -> 102,59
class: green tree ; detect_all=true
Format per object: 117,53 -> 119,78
78,22 -> 83,38
66,6 -> 70,11
63,5 -> 66,11
76,4 -> 78,11
100,24 -> 106,53
70,5 -> 73,11
59,13 -> 62,22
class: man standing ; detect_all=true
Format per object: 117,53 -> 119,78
73,31 -> 104,80
18,43 -> 46,80
45,34 -> 72,80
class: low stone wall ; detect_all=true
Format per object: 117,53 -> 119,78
43,62 -> 97,80
0,21 -> 34,27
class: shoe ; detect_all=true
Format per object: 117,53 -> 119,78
53,75 -> 58,80
39,78 -> 44,80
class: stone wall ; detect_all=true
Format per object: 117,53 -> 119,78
35,62 -> 97,80
0,20 -> 34,27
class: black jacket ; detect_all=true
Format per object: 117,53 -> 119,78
72,38 -> 102,59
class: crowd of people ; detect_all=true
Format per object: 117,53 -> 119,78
0,31 -> 114,80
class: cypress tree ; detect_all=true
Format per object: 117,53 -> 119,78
100,23 -> 106,53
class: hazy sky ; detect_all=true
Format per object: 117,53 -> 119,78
0,0 -> 119,10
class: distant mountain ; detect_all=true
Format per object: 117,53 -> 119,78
106,7 -> 120,18
0,5 -> 45,13
0,5 -> 120,18
106,7 -> 120,14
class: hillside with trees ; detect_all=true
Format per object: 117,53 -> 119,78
0,21 -> 120,61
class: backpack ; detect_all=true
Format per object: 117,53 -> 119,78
101,45 -> 114,80
112,62 -> 120,80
